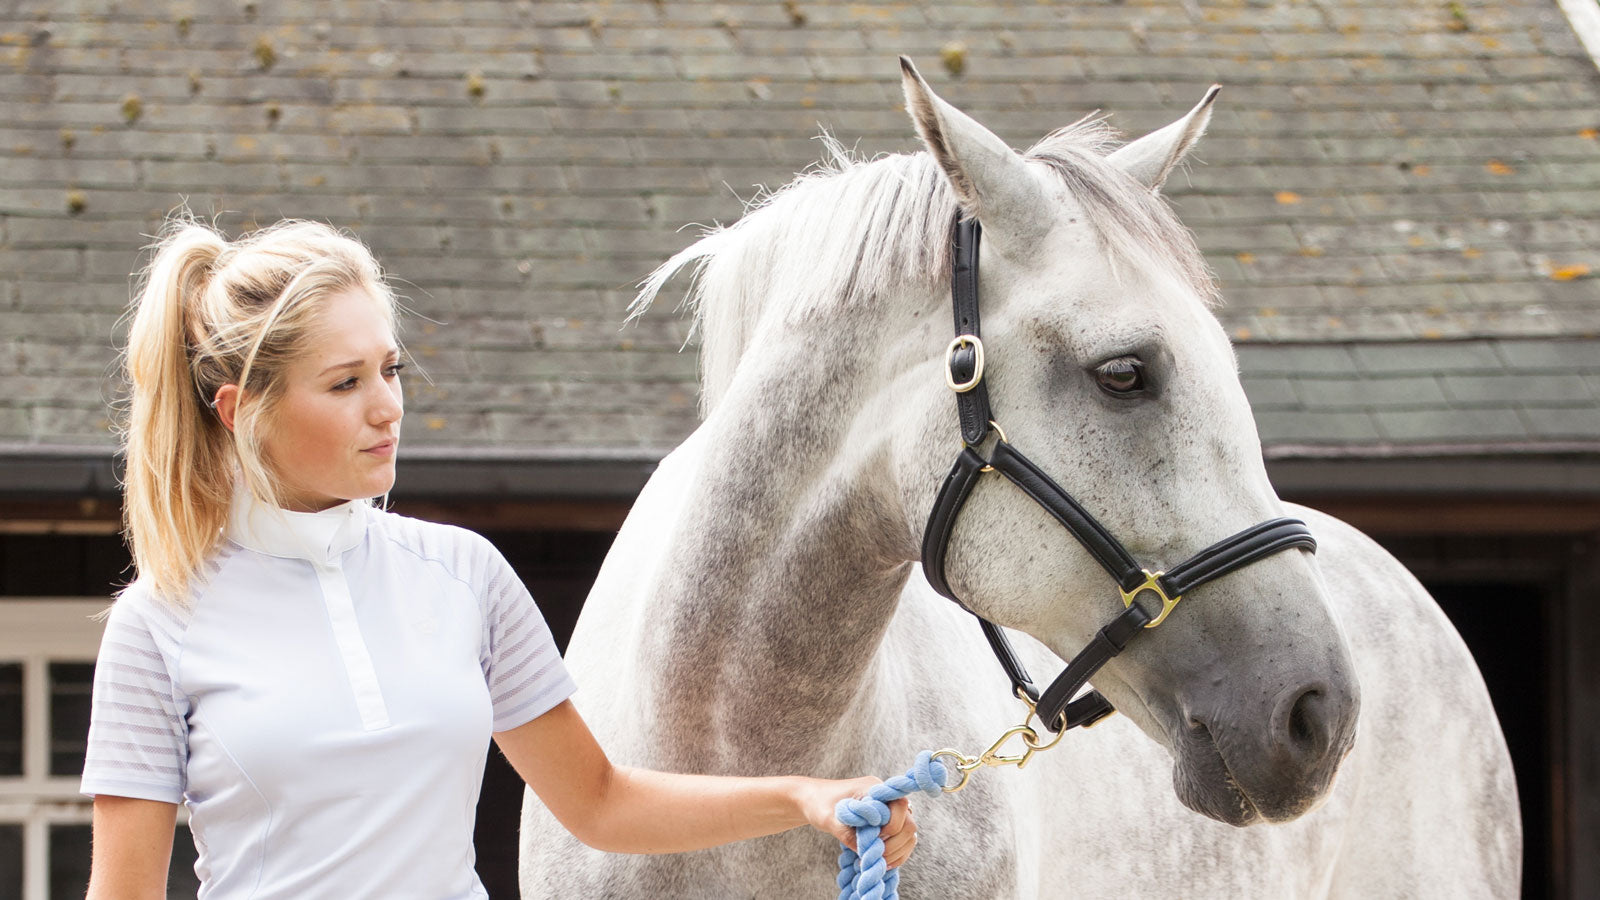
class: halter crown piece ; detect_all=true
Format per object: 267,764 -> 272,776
921,216 -> 1320,734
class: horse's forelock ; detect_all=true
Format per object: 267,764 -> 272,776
1025,117 -> 1221,310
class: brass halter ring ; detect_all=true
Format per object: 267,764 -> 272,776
973,420 -> 1008,473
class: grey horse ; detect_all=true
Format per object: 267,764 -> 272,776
520,59 -> 1520,899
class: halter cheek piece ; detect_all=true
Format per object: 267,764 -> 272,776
921,217 -> 1319,734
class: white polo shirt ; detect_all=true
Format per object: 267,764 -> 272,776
80,494 -> 577,899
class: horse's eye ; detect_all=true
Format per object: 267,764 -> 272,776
1094,357 -> 1146,396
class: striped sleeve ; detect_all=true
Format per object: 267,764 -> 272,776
80,586 -> 190,804
478,543 -> 576,733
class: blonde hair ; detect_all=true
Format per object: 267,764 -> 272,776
119,215 -> 397,603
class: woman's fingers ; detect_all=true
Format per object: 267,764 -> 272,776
879,797 -> 910,837
884,824 -> 919,869
880,798 -> 918,867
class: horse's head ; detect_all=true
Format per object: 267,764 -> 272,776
889,60 -> 1359,826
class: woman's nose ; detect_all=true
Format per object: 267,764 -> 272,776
370,382 -> 403,425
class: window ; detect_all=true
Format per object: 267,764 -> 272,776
0,601 -> 196,899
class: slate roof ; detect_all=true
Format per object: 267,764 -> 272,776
1241,337 -> 1600,450
1,0 -> 1597,466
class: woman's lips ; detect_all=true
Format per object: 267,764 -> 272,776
362,439 -> 397,458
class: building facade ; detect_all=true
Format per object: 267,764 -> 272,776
2,1 -> 1597,896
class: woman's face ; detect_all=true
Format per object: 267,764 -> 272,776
255,286 -> 403,511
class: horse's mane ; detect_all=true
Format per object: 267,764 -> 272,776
633,118 -> 1219,412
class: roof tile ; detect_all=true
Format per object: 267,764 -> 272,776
1353,342 -> 1504,375
1255,409 -> 1382,444
1494,339 -> 1600,370
1296,376 -> 1448,410
1372,406 -> 1529,442
1442,373 -> 1594,405
1521,406 -> 1600,440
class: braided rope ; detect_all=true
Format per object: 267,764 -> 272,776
833,750 -> 950,900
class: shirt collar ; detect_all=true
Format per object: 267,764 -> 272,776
225,487 -> 371,567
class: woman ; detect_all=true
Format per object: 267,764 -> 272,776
81,217 -> 916,898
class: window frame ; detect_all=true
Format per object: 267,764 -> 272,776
0,599 -> 110,900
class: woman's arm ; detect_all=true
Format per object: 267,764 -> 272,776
85,795 -> 178,900
495,700 -> 917,866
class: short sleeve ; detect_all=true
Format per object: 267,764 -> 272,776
479,547 -> 577,732
80,588 -> 190,804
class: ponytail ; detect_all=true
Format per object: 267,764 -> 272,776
122,222 -> 234,603
117,214 -> 397,603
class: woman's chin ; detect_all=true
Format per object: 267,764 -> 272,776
365,468 -> 398,499
353,456 -> 398,495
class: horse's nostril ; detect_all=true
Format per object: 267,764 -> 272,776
1288,689 -> 1320,748
1277,684 -> 1332,760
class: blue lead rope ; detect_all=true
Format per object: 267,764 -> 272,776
833,750 -> 950,900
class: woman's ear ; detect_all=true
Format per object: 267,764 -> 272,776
212,384 -> 240,432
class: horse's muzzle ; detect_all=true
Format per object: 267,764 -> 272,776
1174,675 -> 1360,826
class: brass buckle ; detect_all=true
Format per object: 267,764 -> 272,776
944,334 -> 985,393
1120,569 -> 1181,629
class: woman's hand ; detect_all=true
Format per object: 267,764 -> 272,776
795,776 -> 919,869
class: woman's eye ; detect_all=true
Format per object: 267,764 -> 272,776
384,362 -> 406,378
1094,357 -> 1147,396
333,378 -> 358,392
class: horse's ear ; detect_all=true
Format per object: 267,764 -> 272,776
1106,85 -> 1221,191
899,56 -> 1049,243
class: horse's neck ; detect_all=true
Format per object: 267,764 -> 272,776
641,328 -> 921,772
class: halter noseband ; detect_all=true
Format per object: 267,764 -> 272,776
920,217 -> 1318,734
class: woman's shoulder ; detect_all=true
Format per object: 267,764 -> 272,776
111,539 -> 249,623
104,578 -> 159,626
101,576 -> 200,659
366,506 -> 506,580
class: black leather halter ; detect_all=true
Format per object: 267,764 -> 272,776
920,217 -> 1319,734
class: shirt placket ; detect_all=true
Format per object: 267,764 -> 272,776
313,559 -> 391,731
